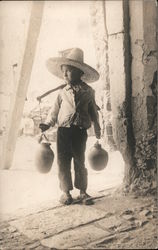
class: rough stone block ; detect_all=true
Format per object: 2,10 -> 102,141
106,100 -> 112,111
147,96 -> 156,114
121,209 -> 134,215
146,95 -> 157,129
122,214 -> 135,221
106,124 -> 113,135
147,114 -> 155,130
108,33 -> 126,112
94,215 -> 123,231
107,136 -> 116,150
25,241 -> 41,249
139,209 -> 151,217
143,0 -> 157,49
131,61 -> 144,97
94,235 -> 117,247
10,205 -> 107,240
130,0 -> 157,100
8,226 -> 17,233
106,0 -> 124,35
117,222 -> 137,233
33,245 -> 50,250
69,247 -> 84,250
41,224 -> 109,249
131,96 -> 148,137
129,0 -> 144,42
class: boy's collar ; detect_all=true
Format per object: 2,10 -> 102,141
65,81 -> 83,91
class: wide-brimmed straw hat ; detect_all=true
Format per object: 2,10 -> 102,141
46,48 -> 100,83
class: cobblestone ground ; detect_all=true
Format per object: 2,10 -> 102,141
0,189 -> 157,250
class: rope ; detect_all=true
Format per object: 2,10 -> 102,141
38,99 -> 43,123
38,99 -> 50,142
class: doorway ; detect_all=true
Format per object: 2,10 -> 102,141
0,1 -> 124,215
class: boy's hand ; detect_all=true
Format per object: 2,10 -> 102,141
94,123 -> 101,139
39,123 -> 50,132
95,131 -> 101,139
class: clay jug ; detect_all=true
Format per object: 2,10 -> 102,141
35,133 -> 54,173
88,141 -> 108,171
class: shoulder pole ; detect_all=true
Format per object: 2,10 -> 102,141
36,83 -> 66,102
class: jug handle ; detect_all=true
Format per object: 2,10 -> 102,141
94,139 -> 101,148
96,139 -> 101,144
38,132 -> 50,144
41,132 -> 49,142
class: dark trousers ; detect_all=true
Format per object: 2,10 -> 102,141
57,126 -> 88,192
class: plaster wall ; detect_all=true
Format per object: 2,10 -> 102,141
129,0 -> 157,190
129,0 -> 157,137
143,0 -> 157,133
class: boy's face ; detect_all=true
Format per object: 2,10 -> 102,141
61,65 -> 83,85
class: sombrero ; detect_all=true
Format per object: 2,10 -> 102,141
46,48 -> 100,83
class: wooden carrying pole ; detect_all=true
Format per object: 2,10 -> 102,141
37,84 -> 66,102
2,1 -> 44,169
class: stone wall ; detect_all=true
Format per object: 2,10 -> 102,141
90,0 -> 157,194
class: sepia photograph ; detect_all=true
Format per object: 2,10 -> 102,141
0,0 -> 157,249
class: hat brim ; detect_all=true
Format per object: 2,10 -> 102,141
46,57 -> 100,83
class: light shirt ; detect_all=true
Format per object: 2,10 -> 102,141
45,81 -> 101,135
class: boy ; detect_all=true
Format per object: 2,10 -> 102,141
40,48 -> 101,205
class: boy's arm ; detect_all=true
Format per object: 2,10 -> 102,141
88,89 -> 101,139
39,93 -> 62,132
45,93 -> 62,127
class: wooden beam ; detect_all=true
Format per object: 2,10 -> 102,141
2,1 -> 44,169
